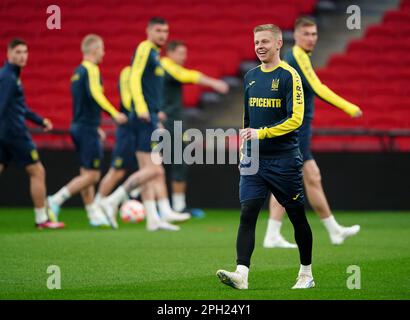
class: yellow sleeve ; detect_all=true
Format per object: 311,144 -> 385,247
83,62 -> 119,118
257,65 -> 304,139
161,57 -> 202,84
119,66 -> 132,112
293,46 -> 360,117
129,41 -> 151,115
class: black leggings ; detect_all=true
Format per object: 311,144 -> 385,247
236,198 -> 313,267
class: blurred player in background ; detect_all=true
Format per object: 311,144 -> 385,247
217,24 -> 315,289
0,38 -> 64,229
263,17 -> 363,248
95,66 -> 162,202
47,34 -> 127,226
160,40 -> 229,212
99,17 -> 190,231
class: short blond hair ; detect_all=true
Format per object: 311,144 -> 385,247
253,24 -> 282,38
81,34 -> 103,54
295,16 -> 316,30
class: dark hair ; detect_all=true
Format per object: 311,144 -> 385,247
294,16 -> 316,30
8,38 -> 27,50
148,17 -> 168,27
166,40 -> 185,52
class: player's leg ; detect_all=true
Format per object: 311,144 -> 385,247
48,125 -> 102,216
98,155 -> 180,230
263,194 -> 297,248
217,166 -> 268,290
11,136 -> 63,229
171,176 -> 186,212
146,150 -> 190,223
0,163 -> 4,174
25,162 -> 64,229
96,123 -> 134,200
78,169 -> 109,227
265,155 -> 314,289
169,129 -> 189,212
98,168 -> 126,198
303,159 -> 360,244
49,168 -> 101,215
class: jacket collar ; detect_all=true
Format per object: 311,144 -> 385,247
4,61 -> 21,76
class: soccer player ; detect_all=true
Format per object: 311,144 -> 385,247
47,34 -> 127,226
160,40 -> 229,212
95,66 -> 162,201
0,38 -> 64,229
263,17 -> 362,248
216,24 -> 315,289
99,17 -> 190,231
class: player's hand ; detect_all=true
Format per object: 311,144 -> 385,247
158,111 -> 167,122
213,80 -> 229,94
98,127 -> 106,141
43,118 -> 53,132
114,113 -> 128,124
138,111 -> 151,122
352,108 -> 363,118
240,128 -> 258,140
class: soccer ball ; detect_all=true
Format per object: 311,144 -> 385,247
120,200 -> 145,223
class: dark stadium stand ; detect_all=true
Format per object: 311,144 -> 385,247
1,0 -> 408,151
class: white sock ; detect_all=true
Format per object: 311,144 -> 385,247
299,264 -> 312,277
322,215 -> 341,235
94,193 -> 102,204
236,265 -> 249,281
106,186 -> 128,207
265,218 -> 282,239
143,200 -> 161,225
34,207 -> 48,224
172,193 -> 186,212
85,203 -> 97,220
130,187 -> 141,199
157,198 -> 174,217
51,186 -> 71,206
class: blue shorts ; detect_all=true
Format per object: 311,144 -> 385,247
298,119 -> 313,162
70,124 -> 102,170
0,134 -> 39,167
239,153 -> 305,208
111,123 -> 137,170
129,112 -> 158,153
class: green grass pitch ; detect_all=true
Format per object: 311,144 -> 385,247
0,208 -> 409,300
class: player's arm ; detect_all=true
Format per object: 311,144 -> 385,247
129,42 -> 151,119
0,76 -> 15,120
84,65 -> 126,124
161,57 -> 229,93
119,66 -> 132,113
293,46 -> 362,117
254,69 -> 304,140
239,78 -> 250,161
24,107 -> 52,131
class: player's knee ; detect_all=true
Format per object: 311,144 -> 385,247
112,168 -> 126,181
305,167 -> 322,187
87,170 -> 101,184
285,205 -> 308,226
28,162 -> 45,180
240,198 -> 264,226
154,165 -> 165,178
